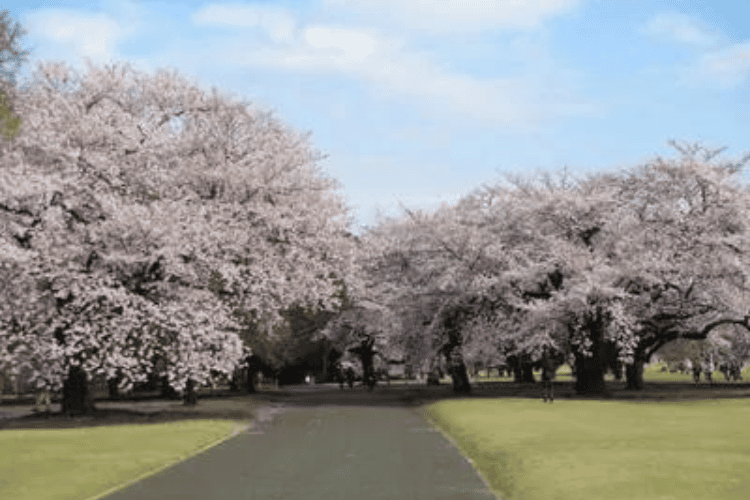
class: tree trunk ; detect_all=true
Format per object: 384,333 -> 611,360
573,309 -> 609,396
574,351 -> 607,395
625,361 -> 644,390
521,362 -> 535,383
61,365 -> 95,415
602,340 -> 623,381
229,367 -> 242,391
245,356 -> 261,393
509,356 -> 536,383
183,378 -> 197,406
322,341 -> 330,382
509,356 -> 523,383
246,369 -> 257,393
445,348 -> 471,393
613,361 -> 624,381
107,376 -> 120,399
449,361 -> 472,393
161,376 -> 179,399
626,355 -> 646,390
361,349 -> 375,390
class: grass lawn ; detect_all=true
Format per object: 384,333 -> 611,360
0,419 -> 243,500
470,363 -> 750,384
424,398 -> 750,500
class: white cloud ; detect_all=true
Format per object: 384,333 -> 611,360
216,25 -> 600,129
642,12 -> 721,48
304,27 -> 382,60
323,0 -> 582,33
192,3 -> 296,43
25,9 -> 132,64
677,43 -> 750,89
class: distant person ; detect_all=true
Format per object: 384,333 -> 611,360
704,358 -> 714,385
692,364 -> 702,384
33,386 -> 51,413
731,364 -> 743,381
345,367 -> 355,388
541,346 -> 556,403
337,365 -> 345,390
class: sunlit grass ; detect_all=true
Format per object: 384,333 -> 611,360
424,398 -> 750,500
0,419 -> 242,500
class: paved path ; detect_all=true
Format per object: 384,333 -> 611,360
102,404 -> 497,500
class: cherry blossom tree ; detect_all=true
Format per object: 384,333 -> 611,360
360,141 -> 750,395
456,143 -> 750,393
316,298 -> 402,389
0,58 -> 360,412
356,203 -> 509,392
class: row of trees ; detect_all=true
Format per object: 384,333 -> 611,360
347,142 -> 750,395
3,8 -> 750,411
657,323 -> 750,381
0,12 -> 362,413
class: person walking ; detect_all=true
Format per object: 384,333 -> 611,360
705,356 -> 715,385
336,363 -> 345,390
33,385 -> 51,413
541,346 -> 556,403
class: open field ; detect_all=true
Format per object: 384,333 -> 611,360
0,394 -> 281,500
424,397 -> 750,500
2,379 -> 750,499
466,363 -> 750,384
0,419 -> 245,500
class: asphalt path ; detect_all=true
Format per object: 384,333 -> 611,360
102,385 -> 498,500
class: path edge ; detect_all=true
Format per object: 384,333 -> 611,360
420,408 -> 503,500
82,419 -> 252,500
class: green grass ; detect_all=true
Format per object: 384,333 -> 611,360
0,419 -> 242,500
424,398 -> 750,500
643,363 -> 750,383
470,363 -> 750,384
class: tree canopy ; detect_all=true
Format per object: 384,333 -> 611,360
357,141 -> 750,394
0,58 -> 360,410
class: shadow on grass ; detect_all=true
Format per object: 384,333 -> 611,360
0,391 -> 261,430
251,379 -> 750,407
3,380 -> 750,430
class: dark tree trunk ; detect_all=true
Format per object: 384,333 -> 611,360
625,360 -> 645,390
61,365 -> 95,415
509,355 -> 536,383
107,376 -> 121,399
229,367 -> 242,391
626,348 -> 647,390
442,347 -> 471,393
322,341 -> 330,382
161,376 -> 179,399
613,361 -> 624,381
573,308 -> 609,396
246,369 -> 257,393
361,349 -> 375,390
449,361 -> 472,393
574,351 -> 607,395
245,356 -> 262,393
509,356 -> 523,383
602,340 -> 622,381
183,378 -> 197,406
521,362 -> 535,383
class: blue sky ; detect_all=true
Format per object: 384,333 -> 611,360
4,0 -> 750,231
